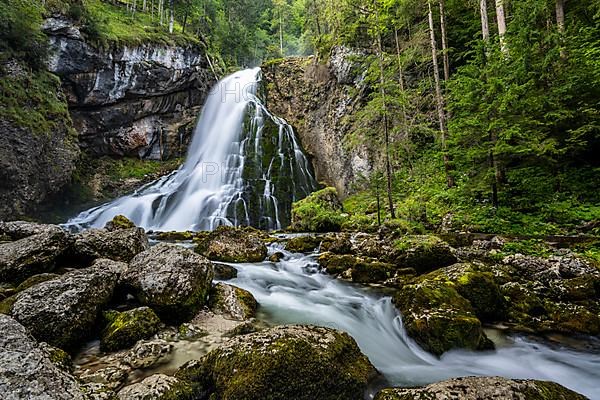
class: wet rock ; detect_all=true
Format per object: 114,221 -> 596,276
117,374 -> 182,400
0,221 -> 66,240
80,383 -> 117,400
212,263 -> 238,280
320,233 -> 353,254
122,244 -> 213,323
318,253 -> 359,275
0,227 -> 71,285
9,266 -> 118,349
39,342 -> 74,373
176,325 -> 378,400
155,231 -> 194,241
72,227 -> 149,264
0,314 -> 84,399
351,261 -> 396,284
122,339 -> 173,369
209,283 -> 258,321
393,279 -> 492,356
502,253 -> 599,284
195,226 -> 268,262
100,307 -> 161,352
392,235 -> 457,274
285,235 -> 323,253
78,364 -> 130,392
269,251 -> 285,262
15,273 -> 60,292
374,376 -> 587,400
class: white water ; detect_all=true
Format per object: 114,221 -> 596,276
228,244 -> 600,399
66,69 -> 316,231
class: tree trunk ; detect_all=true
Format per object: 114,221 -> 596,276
556,0 -> 566,58
169,0 -> 174,33
182,0 -> 190,33
159,0 -> 163,25
279,10 -> 284,55
375,4 -> 396,219
480,0 -> 490,41
495,0 -> 508,53
428,0 -> 454,188
438,0 -> 450,81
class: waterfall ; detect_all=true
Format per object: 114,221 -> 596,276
66,68 -> 317,231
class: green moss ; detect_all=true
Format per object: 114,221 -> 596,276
46,345 -> 73,372
318,253 -> 359,275
290,187 -> 344,233
106,157 -> 184,181
351,261 -> 395,284
15,273 -> 59,292
100,307 -> 161,352
105,215 -> 136,230
392,235 -> 457,274
0,295 -> 16,315
156,231 -> 195,241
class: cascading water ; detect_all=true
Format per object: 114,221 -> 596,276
228,244 -> 600,399
66,68 -> 317,231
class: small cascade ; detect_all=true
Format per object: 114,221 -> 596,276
66,68 -> 317,231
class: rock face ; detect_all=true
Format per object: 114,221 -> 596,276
9,266 -> 118,349
43,16 -> 214,160
117,374 -> 181,400
0,226 -> 71,285
209,283 -> 258,321
374,376 -> 587,400
122,244 -> 214,322
0,314 -> 84,399
262,49 -> 372,196
194,227 -> 268,263
175,325 -> 378,400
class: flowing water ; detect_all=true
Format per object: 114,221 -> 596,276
67,69 -> 600,398
66,68 -> 317,231
225,244 -> 600,399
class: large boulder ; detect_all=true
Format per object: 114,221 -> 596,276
392,235 -> 457,274
0,314 -> 84,399
393,279 -> 492,356
71,227 -> 149,263
122,244 -> 213,322
0,226 -> 71,285
175,325 -> 378,400
374,376 -> 587,400
209,283 -> 258,321
117,374 -> 182,400
0,221 -> 66,240
9,266 -> 118,349
284,235 -> 323,253
100,307 -> 162,352
194,226 -> 267,263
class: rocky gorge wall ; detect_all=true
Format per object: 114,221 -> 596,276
43,15 -> 214,160
262,48 -> 373,197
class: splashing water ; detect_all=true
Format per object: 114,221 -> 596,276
66,68 -> 317,231
228,244 -> 600,399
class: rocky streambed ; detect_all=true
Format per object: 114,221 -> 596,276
1,218 -> 599,399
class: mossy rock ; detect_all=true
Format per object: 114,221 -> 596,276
40,342 -> 73,373
104,215 -> 136,231
318,253 -> 360,275
351,261 -> 396,284
374,376 -> 588,400
213,263 -> 238,280
209,283 -> 258,321
393,235 -> 457,274
100,307 -> 161,352
15,273 -> 60,292
175,325 -> 378,400
194,226 -> 268,263
320,234 -> 353,254
393,280 -> 492,356
289,187 -> 344,233
544,301 -> 600,335
285,235 -> 323,253
156,231 -> 195,241
501,282 -> 547,324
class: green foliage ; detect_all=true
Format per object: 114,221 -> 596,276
290,187 -> 345,232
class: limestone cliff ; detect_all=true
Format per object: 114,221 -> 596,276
43,15 -> 214,160
262,48 -> 372,197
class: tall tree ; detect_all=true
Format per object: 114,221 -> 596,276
169,0 -> 174,33
480,0 -> 490,41
438,0 -> 450,81
495,0 -> 508,53
428,0 -> 454,188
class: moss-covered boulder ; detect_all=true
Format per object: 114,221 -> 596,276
175,325 -> 378,400
392,235 -> 457,274
117,374 -> 182,400
104,215 -> 136,231
374,376 -> 587,400
100,307 -> 161,352
351,261 -> 396,284
0,226 -> 71,285
155,231 -> 195,241
194,226 -> 267,263
9,266 -> 118,350
122,244 -> 214,323
320,233 -> 353,254
318,253 -> 359,275
289,187 -> 344,233
213,263 -> 238,280
72,227 -> 149,264
209,283 -> 258,321
393,280 -> 492,356
285,235 -> 323,253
